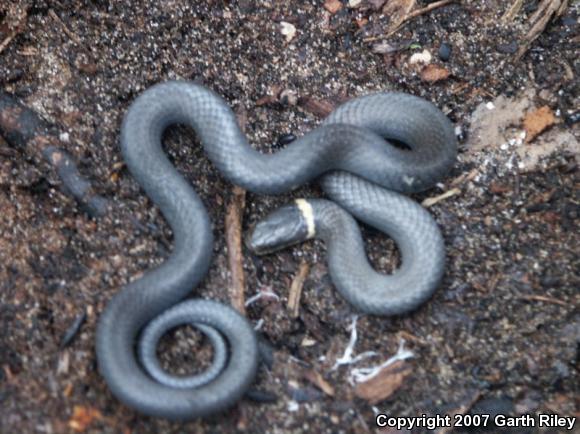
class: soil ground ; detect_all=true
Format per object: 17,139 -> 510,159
0,1 -> 578,433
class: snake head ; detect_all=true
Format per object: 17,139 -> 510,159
247,201 -> 313,255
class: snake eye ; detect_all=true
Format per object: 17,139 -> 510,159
247,204 -> 310,255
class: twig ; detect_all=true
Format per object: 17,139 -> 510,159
404,0 -> 455,22
0,92 -> 110,217
0,31 -> 18,54
421,188 -> 461,207
225,185 -> 247,315
519,294 -> 568,307
515,0 -> 568,61
364,0 -> 456,41
288,261 -> 310,318
501,0 -> 523,23
48,9 -> 82,45
60,311 -> 87,349
450,169 -> 479,187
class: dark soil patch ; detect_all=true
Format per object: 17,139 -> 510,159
1,1 -> 578,433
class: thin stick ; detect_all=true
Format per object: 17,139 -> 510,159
515,0 -> 567,61
225,186 -> 247,315
288,261 -> 310,318
48,9 -> 82,45
519,294 -> 568,307
501,0 -> 523,23
0,92 -> 109,217
365,0 -> 456,41
0,31 -> 18,54
422,188 -> 461,207
405,0 -> 455,21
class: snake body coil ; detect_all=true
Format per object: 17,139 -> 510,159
96,81 -> 456,420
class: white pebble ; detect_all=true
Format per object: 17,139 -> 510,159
280,22 -> 296,42
409,49 -> 432,65
287,401 -> 299,412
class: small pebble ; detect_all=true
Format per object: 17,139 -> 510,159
287,400 -> 299,412
565,111 -> 580,125
280,22 -> 296,42
454,125 -> 466,141
496,41 -> 518,54
409,49 -> 432,65
561,16 -> 576,27
438,42 -> 451,61
277,133 -> 297,146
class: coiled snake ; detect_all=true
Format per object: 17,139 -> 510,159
96,81 -> 456,420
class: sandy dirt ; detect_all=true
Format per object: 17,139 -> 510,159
0,1 -> 578,433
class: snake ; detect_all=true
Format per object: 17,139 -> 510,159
95,81 -> 457,420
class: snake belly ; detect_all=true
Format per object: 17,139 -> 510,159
96,81 -> 456,420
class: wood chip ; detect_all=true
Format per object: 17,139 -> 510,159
355,17 -> 369,28
420,64 -> 450,82
523,105 -> 557,143
450,168 -> 478,187
256,94 -> 278,106
421,188 -> 461,207
354,360 -> 412,404
63,382 -> 74,398
519,294 -> 568,307
288,261 -> 310,318
299,97 -> 336,117
68,406 -> 102,432
324,0 -> 343,14
225,186 -> 247,315
303,368 -> 335,396
489,181 -> 511,194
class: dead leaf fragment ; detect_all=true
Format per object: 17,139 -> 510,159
355,17 -> 368,28
369,0 -> 388,10
299,97 -> 336,117
354,360 -> 412,404
420,64 -> 450,82
383,0 -> 415,16
489,181 -> 511,194
523,105 -> 557,143
68,406 -> 102,432
324,0 -> 343,14
382,0 -> 416,34
303,368 -> 335,396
